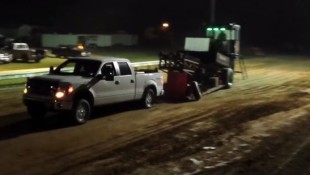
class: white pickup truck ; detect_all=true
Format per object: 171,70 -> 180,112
23,57 -> 164,124
4,43 -> 46,63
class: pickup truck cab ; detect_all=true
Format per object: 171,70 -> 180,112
23,57 -> 164,124
4,43 -> 46,63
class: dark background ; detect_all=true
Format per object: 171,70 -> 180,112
2,0 -> 310,50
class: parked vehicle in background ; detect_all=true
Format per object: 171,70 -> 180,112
0,50 -> 12,63
51,44 -> 91,58
23,57 -> 164,124
3,43 -> 46,63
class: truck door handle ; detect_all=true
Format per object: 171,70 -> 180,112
115,81 -> 120,85
130,80 -> 135,83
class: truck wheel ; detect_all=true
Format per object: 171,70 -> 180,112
221,68 -> 233,89
27,106 -> 46,122
190,81 -> 201,101
73,99 -> 91,124
142,88 -> 155,108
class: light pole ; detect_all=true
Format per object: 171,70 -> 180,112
160,22 -> 174,49
161,22 -> 170,31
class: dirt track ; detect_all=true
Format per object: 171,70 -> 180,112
0,55 -> 310,175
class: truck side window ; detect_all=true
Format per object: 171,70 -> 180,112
101,62 -> 116,76
118,62 -> 132,75
60,62 -> 76,74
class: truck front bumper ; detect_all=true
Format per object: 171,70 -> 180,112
23,96 -> 73,111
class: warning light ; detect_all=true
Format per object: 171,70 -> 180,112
207,27 -> 226,31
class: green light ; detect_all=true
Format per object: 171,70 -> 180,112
207,27 -> 226,32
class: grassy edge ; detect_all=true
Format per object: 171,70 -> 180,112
0,78 -> 27,89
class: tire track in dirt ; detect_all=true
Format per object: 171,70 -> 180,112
58,89 -> 310,175
64,58 -> 310,175
53,57 -> 310,174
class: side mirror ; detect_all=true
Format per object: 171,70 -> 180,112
101,66 -> 115,81
49,66 -> 54,74
95,74 -> 114,81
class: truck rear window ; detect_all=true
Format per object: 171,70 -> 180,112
118,62 -> 132,75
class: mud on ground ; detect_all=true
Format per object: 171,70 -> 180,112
59,56 -> 310,175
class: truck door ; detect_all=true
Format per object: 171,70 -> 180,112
115,62 -> 136,101
92,62 -> 120,105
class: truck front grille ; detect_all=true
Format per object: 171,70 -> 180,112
28,79 -> 59,96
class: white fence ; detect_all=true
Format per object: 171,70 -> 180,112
42,34 -> 138,48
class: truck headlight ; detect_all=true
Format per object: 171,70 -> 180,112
23,84 -> 30,94
68,86 -> 74,93
55,91 -> 65,98
23,88 -> 28,94
55,84 -> 74,99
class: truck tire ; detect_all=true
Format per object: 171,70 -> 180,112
221,68 -> 233,89
72,99 -> 91,124
190,81 -> 201,101
27,106 -> 46,122
141,88 -> 155,108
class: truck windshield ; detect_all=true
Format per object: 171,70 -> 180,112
53,59 -> 101,77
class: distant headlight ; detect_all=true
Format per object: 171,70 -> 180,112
23,84 -> 30,94
77,44 -> 84,50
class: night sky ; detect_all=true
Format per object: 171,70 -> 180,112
2,0 -> 310,47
